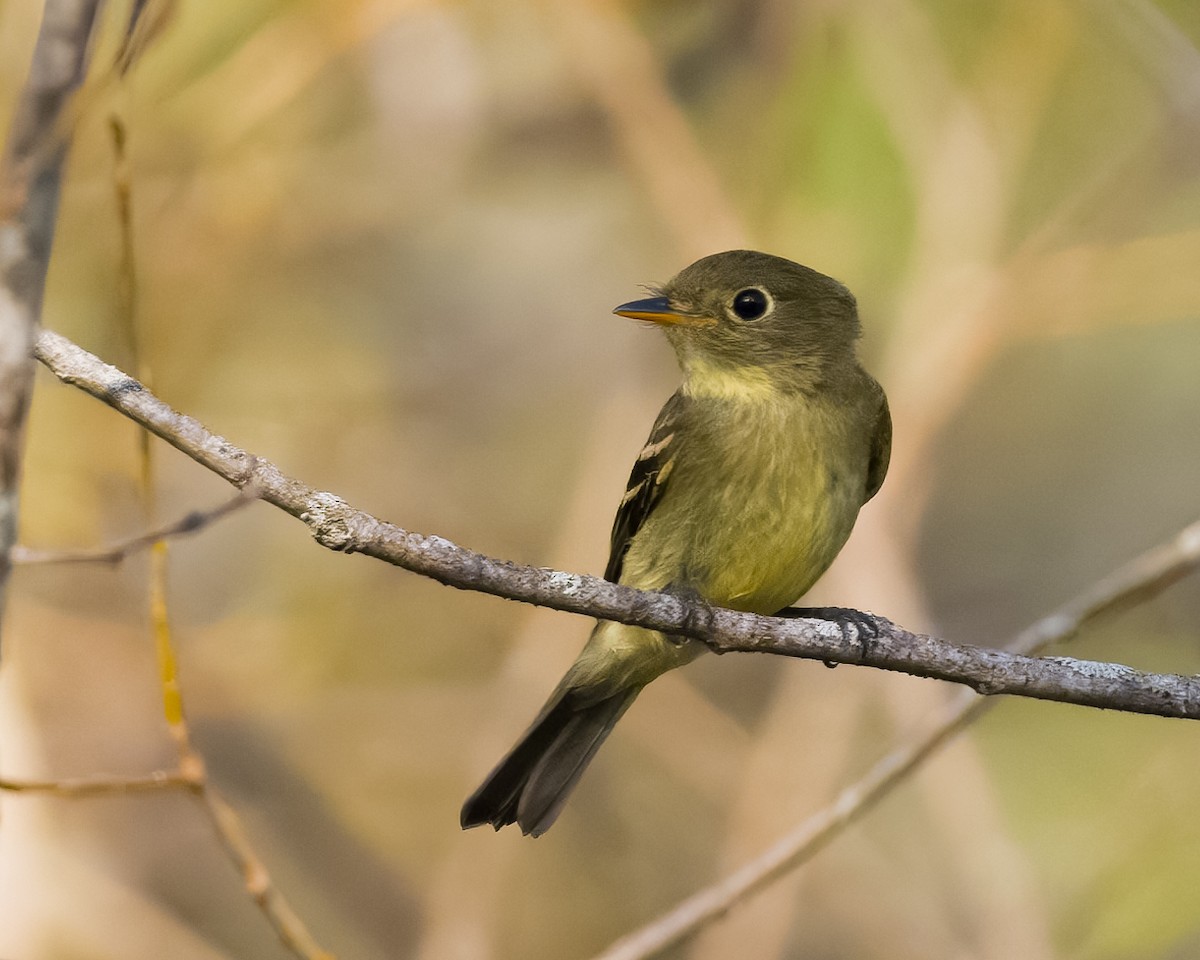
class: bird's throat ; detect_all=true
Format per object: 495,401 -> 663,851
679,355 -> 782,402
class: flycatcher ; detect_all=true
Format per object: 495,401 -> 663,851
461,250 -> 891,836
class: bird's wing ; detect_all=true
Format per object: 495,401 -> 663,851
604,392 -> 687,583
864,388 -> 891,503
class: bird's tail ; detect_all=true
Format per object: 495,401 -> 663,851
460,682 -> 641,837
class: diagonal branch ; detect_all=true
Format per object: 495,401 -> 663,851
33,328 -> 1200,720
12,491 -> 256,565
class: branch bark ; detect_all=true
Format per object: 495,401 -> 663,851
33,328 -> 1200,720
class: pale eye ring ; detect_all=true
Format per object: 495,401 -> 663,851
730,287 -> 772,321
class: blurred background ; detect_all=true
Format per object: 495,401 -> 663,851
2,0 -> 1200,957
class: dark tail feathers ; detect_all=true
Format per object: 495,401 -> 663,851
461,685 -> 640,837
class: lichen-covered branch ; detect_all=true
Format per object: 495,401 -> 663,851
33,328 -> 1200,720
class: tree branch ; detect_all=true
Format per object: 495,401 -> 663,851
33,328 -> 1200,720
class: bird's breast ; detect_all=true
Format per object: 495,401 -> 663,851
619,395 -> 867,614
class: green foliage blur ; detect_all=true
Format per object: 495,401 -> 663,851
3,0 -> 1200,958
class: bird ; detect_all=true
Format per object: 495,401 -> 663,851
460,250 -> 891,836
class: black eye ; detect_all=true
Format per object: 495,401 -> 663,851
731,288 -> 769,320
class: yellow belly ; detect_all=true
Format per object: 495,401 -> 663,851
571,389 -> 873,696
618,395 -> 866,615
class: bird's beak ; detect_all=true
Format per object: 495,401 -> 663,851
613,296 -> 714,327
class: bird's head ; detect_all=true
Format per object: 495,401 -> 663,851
614,250 -> 861,397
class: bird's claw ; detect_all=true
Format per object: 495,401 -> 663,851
664,583 -> 710,645
779,605 -> 881,652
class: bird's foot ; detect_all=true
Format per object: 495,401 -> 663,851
663,583 -> 711,645
777,606 -> 881,648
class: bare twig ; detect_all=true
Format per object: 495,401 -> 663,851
32,329 -> 1200,720
12,492 -> 256,565
144,537 -> 333,960
2,735 -> 327,960
203,785 -> 335,960
588,518 -> 1200,960
0,0 -> 104,637
0,769 -> 194,796
114,0 -> 178,76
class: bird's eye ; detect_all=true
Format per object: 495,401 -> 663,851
731,288 -> 770,321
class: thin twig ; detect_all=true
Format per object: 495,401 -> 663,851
587,519 -> 1200,960
32,329 -> 1200,720
140,488 -> 329,960
202,785 -> 336,960
12,492 -> 256,565
0,770 -> 194,796
114,0 -> 178,77
147,540 -> 332,959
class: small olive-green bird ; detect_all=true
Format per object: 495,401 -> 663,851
461,250 -> 891,836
